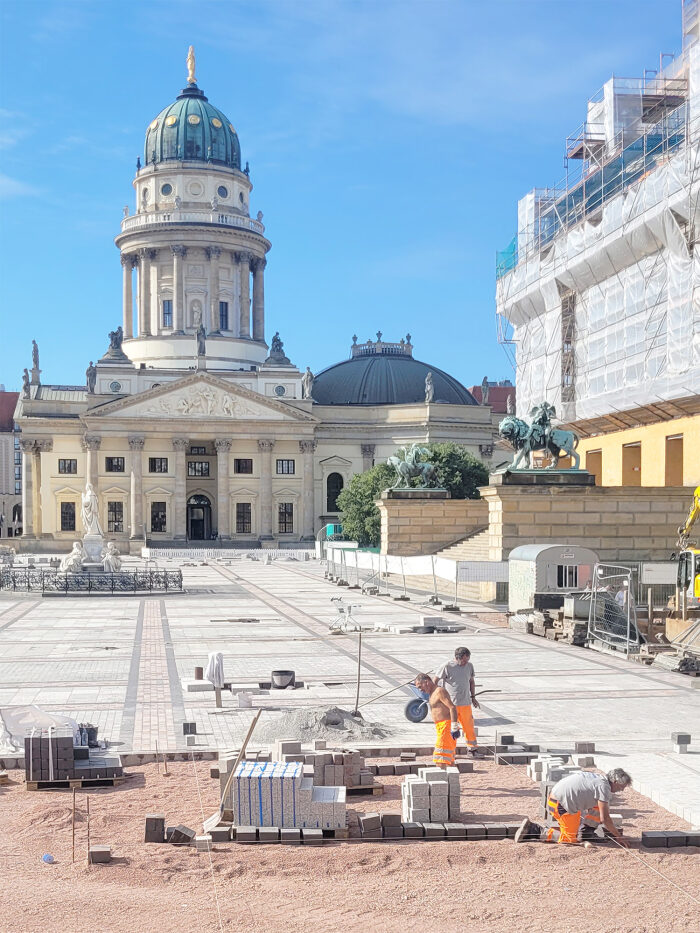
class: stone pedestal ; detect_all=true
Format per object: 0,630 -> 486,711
83,534 -> 104,565
376,490 -> 488,556
489,469 -> 595,488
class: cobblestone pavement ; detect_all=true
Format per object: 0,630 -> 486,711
0,557 -> 698,826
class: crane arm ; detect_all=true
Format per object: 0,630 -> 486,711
677,485 -> 700,549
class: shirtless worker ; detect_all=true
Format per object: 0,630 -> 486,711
414,673 -> 461,769
436,647 -> 481,757
515,768 -> 631,846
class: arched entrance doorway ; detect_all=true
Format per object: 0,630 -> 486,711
187,494 -> 212,540
326,472 -> 344,512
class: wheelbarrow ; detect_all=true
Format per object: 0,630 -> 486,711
404,686 -> 501,722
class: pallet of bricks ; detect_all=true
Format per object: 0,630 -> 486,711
509,610 -> 586,645
24,727 -> 123,788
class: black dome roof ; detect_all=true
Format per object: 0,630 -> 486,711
313,351 -> 477,406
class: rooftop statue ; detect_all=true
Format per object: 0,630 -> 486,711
86,361 -> 96,394
387,444 -> 438,489
498,401 -> 580,470
302,366 -> 314,400
108,326 -> 123,351
424,371 -> 434,404
196,323 -> 206,357
32,340 -> 40,370
186,45 -> 197,85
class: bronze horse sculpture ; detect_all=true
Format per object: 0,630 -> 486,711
498,408 -> 580,470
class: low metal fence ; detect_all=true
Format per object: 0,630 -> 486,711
0,568 -> 183,594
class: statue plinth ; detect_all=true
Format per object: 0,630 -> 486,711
82,533 -> 105,564
381,488 -> 450,499
196,354 -> 207,371
30,367 -> 41,386
489,469 -> 595,487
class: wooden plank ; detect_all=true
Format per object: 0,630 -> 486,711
346,784 -> 385,797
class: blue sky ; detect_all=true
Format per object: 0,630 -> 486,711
0,0 -> 683,392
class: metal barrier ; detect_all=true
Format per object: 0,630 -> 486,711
587,564 -> 643,654
0,568 -> 183,594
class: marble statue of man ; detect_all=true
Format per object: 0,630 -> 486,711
59,541 -> 85,574
86,362 -> 96,394
481,377 -> 490,405
81,483 -> 102,535
22,369 -> 30,398
197,323 -> 206,357
302,366 -> 314,400
32,340 -> 39,370
101,542 -> 122,572
425,371 -> 434,404
506,393 -> 514,414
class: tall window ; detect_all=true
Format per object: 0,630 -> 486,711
219,301 -> 229,331
149,457 -> 168,473
278,502 -> 293,534
59,459 -> 77,474
150,501 -> 167,533
105,457 -> 125,473
188,461 -> 210,477
234,459 -> 253,474
236,502 -> 252,534
326,472 -> 344,512
107,501 -> 124,533
276,459 -> 295,475
162,299 -> 173,328
60,502 -> 76,532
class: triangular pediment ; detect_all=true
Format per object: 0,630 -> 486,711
87,372 -> 317,423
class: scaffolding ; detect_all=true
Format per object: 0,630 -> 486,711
496,40 -> 700,423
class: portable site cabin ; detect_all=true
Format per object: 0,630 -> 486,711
508,543 -> 599,613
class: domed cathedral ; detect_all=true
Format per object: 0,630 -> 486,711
14,50 -> 497,553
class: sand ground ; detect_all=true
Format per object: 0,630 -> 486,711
0,759 -> 698,933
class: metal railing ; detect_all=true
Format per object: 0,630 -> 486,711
0,568 -> 183,594
121,209 -> 265,235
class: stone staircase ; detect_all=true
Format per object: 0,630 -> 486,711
436,526 -> 491,562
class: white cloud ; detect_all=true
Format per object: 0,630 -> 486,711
0,174 -> 41,200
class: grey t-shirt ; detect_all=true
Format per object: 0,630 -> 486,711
436,660 -> 474,706
551,771 -> 611,813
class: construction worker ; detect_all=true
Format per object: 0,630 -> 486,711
413,673 -> 461,769
436,647 -> 481,757
515,768 -> 632,846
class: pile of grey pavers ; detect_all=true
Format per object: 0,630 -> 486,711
641,829 -> 700,848
359,810 -> 523,841
24,728 -> 123,783
401,766 -> 461,823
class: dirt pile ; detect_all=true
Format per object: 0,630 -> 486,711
254,705 -> 391,744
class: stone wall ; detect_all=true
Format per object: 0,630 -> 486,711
376,495 -> 488,556
479,482 -> 692,563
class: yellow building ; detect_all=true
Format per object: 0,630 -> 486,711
574,407 -> 699,487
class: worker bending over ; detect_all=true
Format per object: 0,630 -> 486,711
436,647 -> 481,757
414,673 -> 461,769
515,768 -> 631,846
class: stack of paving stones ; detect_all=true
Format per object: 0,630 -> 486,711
231,761 -> 346,830
24,728 -> 123,783
672,732 -> 691,754
401,767 -> 461,825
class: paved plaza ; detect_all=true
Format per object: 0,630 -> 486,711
1,557 -> 699,827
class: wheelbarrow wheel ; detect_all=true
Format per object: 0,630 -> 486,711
404,698 -> 429,723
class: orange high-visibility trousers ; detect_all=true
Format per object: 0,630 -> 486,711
545,797 -> 603,844
456,705 -> 477,748
433,720 -> 456,767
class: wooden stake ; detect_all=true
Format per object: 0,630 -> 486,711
86,795 -> 90,866
352,631 -> 362,717
72,788 -> 76,864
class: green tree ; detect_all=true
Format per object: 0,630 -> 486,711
336,463 -> 393,548
336,444 -> 489,547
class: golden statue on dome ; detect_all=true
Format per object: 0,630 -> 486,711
186,45 -> 197,85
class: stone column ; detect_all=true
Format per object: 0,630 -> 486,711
148,249 -> 158,335
121,254 -> 134,339
82,435 -> 101,489
20,439 -> 35,538
206,246 -> 221,331
299,439 -> 317,540
215,439 -> 232,539
129,435 -> 145,540
236,251 -> 251,338
172,245 -> 187,334
252,257 -> 266,341
34,440 -> 52,537
172,437 -> 189,540
137,248 -> 153,337
361,444 -> 375,472
258,438 -> 275,539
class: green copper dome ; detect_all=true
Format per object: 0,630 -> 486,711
144,84 -> 241,170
